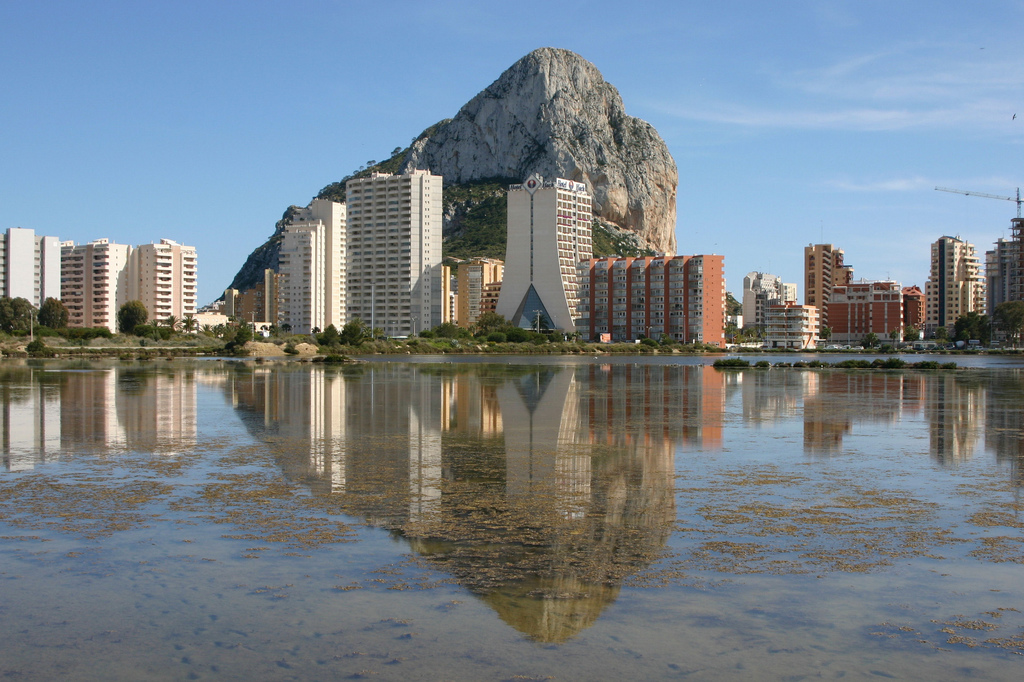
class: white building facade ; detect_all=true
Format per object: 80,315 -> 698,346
60,239 -> 132,329
1,227 -> 61,306
496,175 -> 593,332
277,199 -> 346,334
127,239 -> 198,325
345,170 -> 443,336
741,271 -> 794,331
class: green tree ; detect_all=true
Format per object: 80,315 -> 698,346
953,311 -> 990,345
233,323 -> 253,345
433,322 -> 462,338
934,326 -> 949,342
117,300 -> 148,334
904,326 -> 921,342
317,324 -> 341,346
862,332 -> 879,348
181,314 -> 198,334
38,297 -> 69,329
473,311 -> 507,335
340,318 -> 367,345
889,328 -> 901,344
164,314 -> 179,331
819,326 -> 833,342
0,297 -> 35,333
993,301 -> 1024,346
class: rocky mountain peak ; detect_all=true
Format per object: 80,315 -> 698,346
401,47 -> 678,254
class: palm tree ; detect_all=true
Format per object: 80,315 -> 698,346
164,314 -> 179,331
181,314 -> 198,334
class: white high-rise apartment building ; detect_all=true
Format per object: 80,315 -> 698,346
925,235 -> 985,333
60,239 -> 132,329
127,239 -> 198,325
0,227 -> 61,306
345,170 -> 443,336
496,175 -> 593,332
741,271 -> 794,330
277,199 -> 346,334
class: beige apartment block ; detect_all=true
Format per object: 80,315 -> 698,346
925,235 -> 985,334
224,268 -> 279,329
277,199 -> 346,334
765,303 -> 820,349
1,227 -> 61,306
60,239 -> 132,329
457,258 -> 503,328
345,170 -> 443,336
804,243 -> 853,328
440,265 -> 454,325
496,175 -> 593,332
128,239 -> 198,325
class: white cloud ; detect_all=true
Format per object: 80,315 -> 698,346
651,44 -> 1024,133
827,176 -> 934,192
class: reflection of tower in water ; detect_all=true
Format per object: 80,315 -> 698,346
802,372 -> 925,455
1,363 -> 198,471
115,368 -> 197,454
229,364 -> 444,524
984,370 -> 1024,486
229,363 -> 692,643
926,374 -> 984,465
405,365 -> 681,642
0,365 -> 61,470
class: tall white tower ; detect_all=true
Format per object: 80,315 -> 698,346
496,175 -> 593,332
345,170 -> 443,336
277,199 -> 346,334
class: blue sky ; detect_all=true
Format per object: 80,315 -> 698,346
2,1 -> 1022,305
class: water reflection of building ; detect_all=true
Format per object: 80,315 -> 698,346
116,369 -> 197,454
224,363 -> 718,643
926,374 -> 985,465
227,364 -> 444,522
1,362 -> 197,471
984,371 -> 1024,485
802,373 -> 925,455
733,367 -> 990,462
740,369 -> 804,424
0,366 -> 61,470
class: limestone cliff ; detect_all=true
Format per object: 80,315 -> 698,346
224,48 -> 677,296
401,47 -> 677,254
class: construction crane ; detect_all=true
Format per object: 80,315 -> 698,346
935,186 -> 1022,218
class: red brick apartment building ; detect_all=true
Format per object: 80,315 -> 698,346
902,285 -> 925,332
827,280 -> 905,344
576,255 -> 725,347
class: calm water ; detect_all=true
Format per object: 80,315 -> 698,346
1,356 -> 1022,680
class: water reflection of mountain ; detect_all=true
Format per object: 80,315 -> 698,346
224,363 -> 732,641
0,361 -> 197,471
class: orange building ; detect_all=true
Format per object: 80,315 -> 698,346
902,285 -> 925,333
804,243 -> 853,327
576,254 -> 726,346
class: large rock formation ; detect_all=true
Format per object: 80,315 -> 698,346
402,47 -> 677,254
225,48 -> 677,296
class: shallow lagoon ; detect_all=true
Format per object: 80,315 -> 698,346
1,356 -> 1022,680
